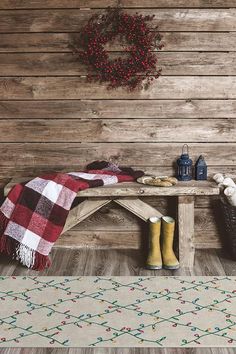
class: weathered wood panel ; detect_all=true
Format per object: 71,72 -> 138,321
1,0 -> 235,9
1,76 -> 236,99
0,9 -> 235,32
1,165 -> 234,181
0,143 -> 235,169
56,230 -> 222,249
55,205 -> 222,249
0,33 -> 72,52
1,100 -> 236,119
0,2 -> 233,253
73,204 -> 219,232
1,119 -> 236,143
1,52 -> 235,76
1,32 -> 236,52
163,32 -> 236,52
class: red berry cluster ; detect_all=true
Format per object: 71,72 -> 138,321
76,7 -> 163,91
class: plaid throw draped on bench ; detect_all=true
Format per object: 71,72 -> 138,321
0,161 -> 143,270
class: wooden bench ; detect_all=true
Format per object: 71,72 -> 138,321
3,178 -> 220,269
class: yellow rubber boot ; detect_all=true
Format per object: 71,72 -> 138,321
146,216 -> 162,270
161,216 -> 179,270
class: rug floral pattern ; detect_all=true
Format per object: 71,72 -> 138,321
0,276 -> 236,347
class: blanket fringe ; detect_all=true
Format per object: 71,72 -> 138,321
0,237 -> 51,271
15,244 -> 51,270
0,211 -> 51,270
15,243 -> 36,269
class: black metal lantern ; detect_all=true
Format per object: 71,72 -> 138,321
177,144 -> 193,181
195,155 -> 207,180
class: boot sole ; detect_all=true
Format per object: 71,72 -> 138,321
146,265 -> 162,270
163,265 -> 180,270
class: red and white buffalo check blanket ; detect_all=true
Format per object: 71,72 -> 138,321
0,161 -> 143,270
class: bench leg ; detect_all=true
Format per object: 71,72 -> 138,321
178,196 -> 195,269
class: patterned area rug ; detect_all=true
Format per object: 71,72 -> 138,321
0,276 -> 236,347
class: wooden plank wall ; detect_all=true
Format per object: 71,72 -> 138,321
0,0 -> 235,250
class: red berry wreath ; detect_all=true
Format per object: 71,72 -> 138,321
76,7 -> 163,91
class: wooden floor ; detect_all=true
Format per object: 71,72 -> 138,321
1,248 -> 236,353
2,348 -> 236,354
1,247 -> 236,277
1,347 -> 236,354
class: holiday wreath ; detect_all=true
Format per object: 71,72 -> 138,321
76,8 -> 163,90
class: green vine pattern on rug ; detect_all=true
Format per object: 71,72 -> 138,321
0,276 -> 236,347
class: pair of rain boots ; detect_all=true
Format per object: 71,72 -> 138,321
146,216 -> 179,270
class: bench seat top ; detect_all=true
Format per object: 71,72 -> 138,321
4,177 -> 220,197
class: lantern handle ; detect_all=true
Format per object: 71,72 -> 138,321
182,144 -> 189,155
